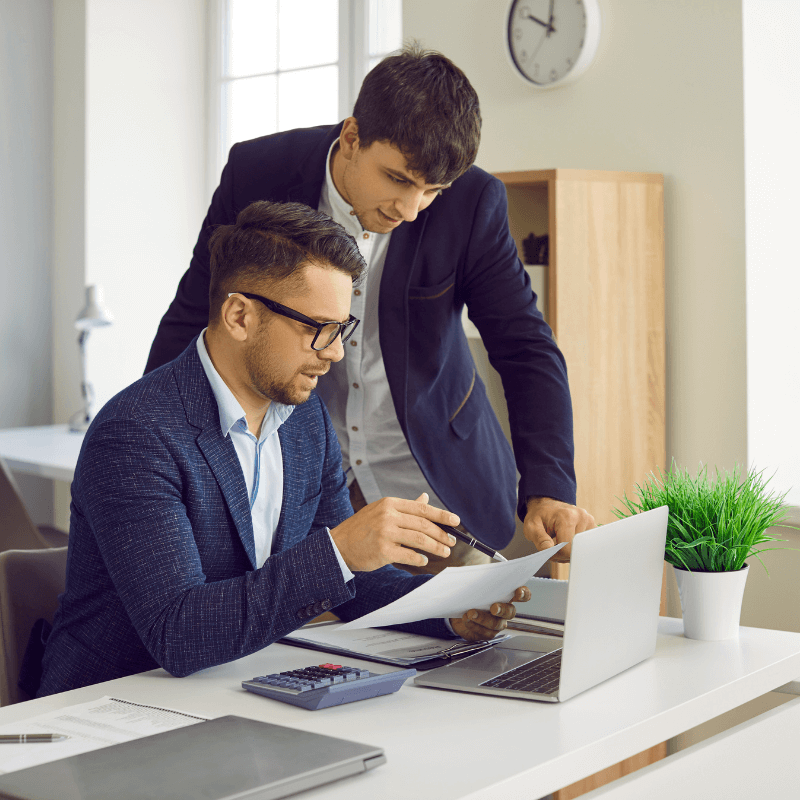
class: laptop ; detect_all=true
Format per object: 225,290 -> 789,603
0,716 -> 385,800
414,506 -> 668,703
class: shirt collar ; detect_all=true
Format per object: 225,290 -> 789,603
196,330 -> 293,441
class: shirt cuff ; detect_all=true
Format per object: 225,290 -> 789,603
443,617 -> 461,637
327,528 -> 355,583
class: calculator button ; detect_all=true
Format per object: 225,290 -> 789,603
242,664 -> 417,710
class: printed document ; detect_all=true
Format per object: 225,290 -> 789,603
0,696 -> 208,774
339,543 -> 565,630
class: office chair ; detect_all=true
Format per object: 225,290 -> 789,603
0,458 -> 68,550
0,547 -> 67,705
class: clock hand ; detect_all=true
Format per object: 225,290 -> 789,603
524,12 -> 552,29
546,0 -> 555,36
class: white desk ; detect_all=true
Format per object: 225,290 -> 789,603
0,425 -> 83,483
3,618 -> 800,799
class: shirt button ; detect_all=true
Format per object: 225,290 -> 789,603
354,289 -> 361,296
363,233 -> 369,239
352,426 -> 358,432
353,383 -> 359,389
350,340 -> 357,346
356,460 -> 362,465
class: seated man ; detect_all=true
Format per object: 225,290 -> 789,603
37,200 -> 528,696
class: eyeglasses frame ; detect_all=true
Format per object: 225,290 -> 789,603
228,292 -> 360,351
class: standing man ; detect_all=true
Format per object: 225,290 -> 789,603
145,45 -> 594,564
36,201 -> 528,697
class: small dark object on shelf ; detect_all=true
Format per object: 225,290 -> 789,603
522,232 -> 549,265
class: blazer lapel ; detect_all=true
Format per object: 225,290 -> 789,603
270,421 -> 303,555
176,343 -> 258,569
378,211 -> 428,434
286,123 -> 343,208
196,429 -> 257,569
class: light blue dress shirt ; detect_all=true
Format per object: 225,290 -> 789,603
196,331 -> 354,581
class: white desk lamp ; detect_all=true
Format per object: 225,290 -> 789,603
69,285 -> 113,432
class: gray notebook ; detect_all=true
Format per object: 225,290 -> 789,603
0,715 -> 385,800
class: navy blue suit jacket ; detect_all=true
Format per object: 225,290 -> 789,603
38,342 -> 448,696
145,123 -> 576,548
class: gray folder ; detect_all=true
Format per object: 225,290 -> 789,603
0,715 -> 385,800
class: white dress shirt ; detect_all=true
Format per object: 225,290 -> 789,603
317,142 -> 445,510
197,331 -> 353,581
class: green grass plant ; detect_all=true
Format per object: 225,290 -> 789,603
614,464 -> 792,573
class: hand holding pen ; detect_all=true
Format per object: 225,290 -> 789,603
435,522 -> 508,563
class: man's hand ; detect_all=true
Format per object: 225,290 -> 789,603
331,493 -> 458,571
449,586 -> 531,641
524,497 -> 596,562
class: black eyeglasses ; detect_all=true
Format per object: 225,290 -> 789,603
229,292 -> 360,351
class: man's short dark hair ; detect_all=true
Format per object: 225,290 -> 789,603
353,43 -> 481,186
208,200 -> 365,322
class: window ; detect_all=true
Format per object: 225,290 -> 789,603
209,0 -> 402,184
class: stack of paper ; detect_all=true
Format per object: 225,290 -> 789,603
283,623 -> 507,666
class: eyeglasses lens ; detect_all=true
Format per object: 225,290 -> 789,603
318,322 -> 342,350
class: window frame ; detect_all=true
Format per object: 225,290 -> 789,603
206,0 -> 401,198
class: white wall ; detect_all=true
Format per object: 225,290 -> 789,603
0,0 -> 54,524
84,0 -> 208,413
52,0 -> 207,526
404,0 -> 748,476
744,0 -> 800,505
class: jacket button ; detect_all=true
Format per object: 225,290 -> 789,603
321,600 -> 332,611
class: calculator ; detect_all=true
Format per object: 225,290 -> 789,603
242,663 -> 417,710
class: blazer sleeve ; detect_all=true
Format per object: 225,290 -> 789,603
460,176 -> 577,515
76,416 -> 358,678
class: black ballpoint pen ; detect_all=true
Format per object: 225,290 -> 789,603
436,523 -> 508,563
0,734 -> 69,743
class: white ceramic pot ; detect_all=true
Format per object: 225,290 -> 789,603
674,563 -> 749,640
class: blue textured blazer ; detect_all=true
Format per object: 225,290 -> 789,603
37,342 -> 448,696
144,123 -> 576,549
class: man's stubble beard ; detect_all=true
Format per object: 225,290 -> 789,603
243,330 -> 321,407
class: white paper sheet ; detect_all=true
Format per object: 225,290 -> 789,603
0,696 -> 208,774
340,543 -> 566,630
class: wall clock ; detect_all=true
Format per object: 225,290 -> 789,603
507,0 -> 601,88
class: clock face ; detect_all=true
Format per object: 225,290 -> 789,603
507,0 -> 601,87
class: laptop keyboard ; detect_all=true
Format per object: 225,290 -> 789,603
480,648 -> 563,695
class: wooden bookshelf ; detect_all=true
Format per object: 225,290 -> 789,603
488,168 -> 666,798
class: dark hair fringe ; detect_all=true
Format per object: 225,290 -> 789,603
207,200 -> 365,322
353,42 -> 481,185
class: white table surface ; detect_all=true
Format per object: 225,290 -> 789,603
0,425 -> 83,483
4,618 -> 800,799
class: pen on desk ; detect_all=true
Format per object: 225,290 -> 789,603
436,523 -> 508,562
0,734 -> 69,743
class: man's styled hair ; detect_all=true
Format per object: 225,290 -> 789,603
353,43 -> 481,186
207,200 -> 365,322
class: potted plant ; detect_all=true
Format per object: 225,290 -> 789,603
615,464 -> 792,641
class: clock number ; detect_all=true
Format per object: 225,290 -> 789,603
550,69 -> 558,82
514,27 -> 523,40
566,57 -> 573,68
